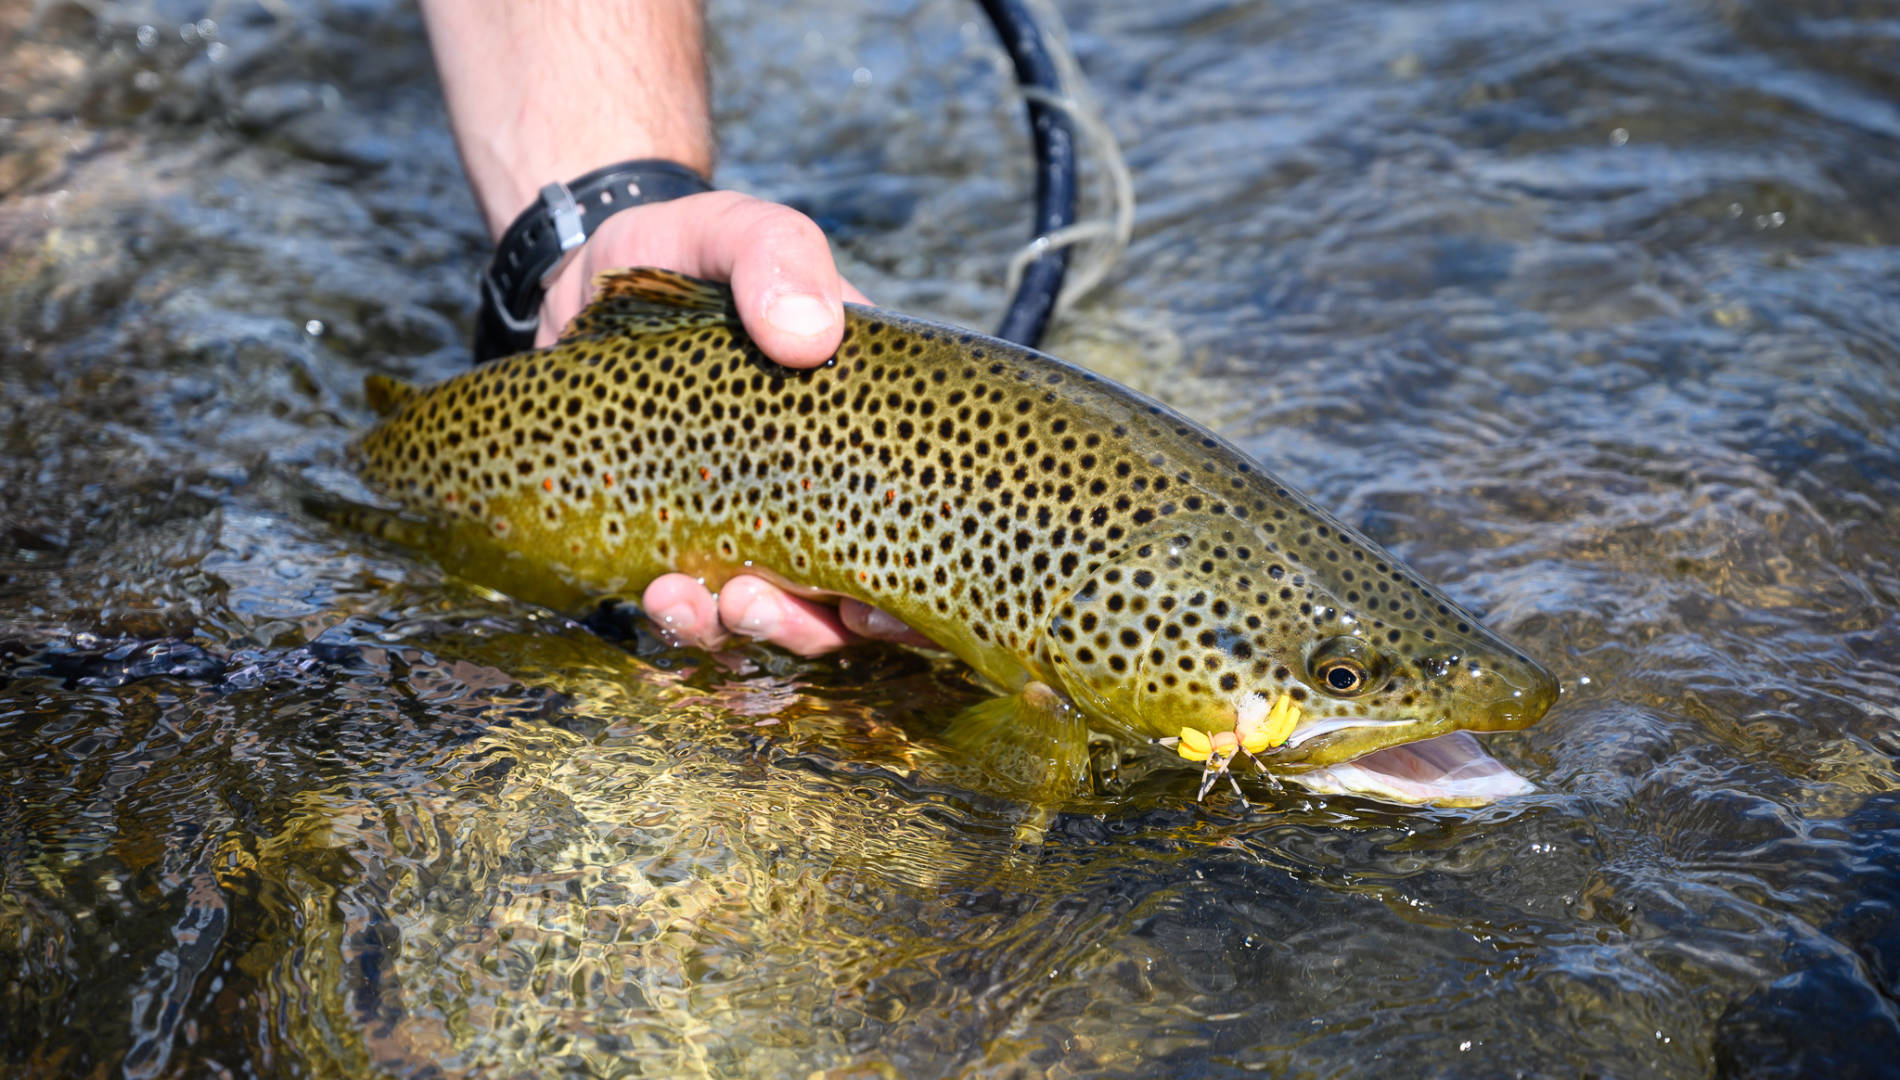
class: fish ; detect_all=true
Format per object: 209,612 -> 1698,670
349,269 -> 1558,806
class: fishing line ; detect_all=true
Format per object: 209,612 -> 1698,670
974,0 -> 1134,348
972,0 -> 1074,348
1003,86 -> 1134,316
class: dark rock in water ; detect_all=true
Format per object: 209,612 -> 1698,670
13,638 -> 227,688
578,598 -> 650,646
0,636 -> 394,693
2,521 -> 68,560
1712,958 -> 1900,1080
1713,794 -> 1900,1079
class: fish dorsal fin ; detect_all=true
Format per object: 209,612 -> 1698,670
363,374 -> 419,417
559,268 -> 739,341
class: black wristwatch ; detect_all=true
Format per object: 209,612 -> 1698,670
473,158 -> 714,363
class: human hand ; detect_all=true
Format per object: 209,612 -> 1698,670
537,190 -> 937,656
534,190 -> 868,362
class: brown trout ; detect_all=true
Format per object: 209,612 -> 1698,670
351,269 -> 1557,805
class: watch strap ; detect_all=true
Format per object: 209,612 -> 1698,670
474,158 -> 713,363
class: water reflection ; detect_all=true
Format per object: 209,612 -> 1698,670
4,0 -> 1900,1076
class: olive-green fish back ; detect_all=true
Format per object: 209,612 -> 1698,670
351,269 -> 1556,782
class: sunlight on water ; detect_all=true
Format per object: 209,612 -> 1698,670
3,0 -> 1899,1076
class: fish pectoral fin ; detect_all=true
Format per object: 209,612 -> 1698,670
940,682 -> 1091,803
363,374 -> 420,417
562,268 -> 739,341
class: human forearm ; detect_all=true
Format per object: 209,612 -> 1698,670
418,0 -> 716,237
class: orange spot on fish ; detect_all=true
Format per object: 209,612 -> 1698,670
942,502 -> 951,514
444,492 -> 457,503
802,478 -> 811,491
859,571 -> 868,582
754,517 -> 763,530
699,467 -> 710,481
602,472 -> 614,486
571,542 -> 581,554
542,478 -> 554,492
494,521 -> 508,534
886,490 -> 895,503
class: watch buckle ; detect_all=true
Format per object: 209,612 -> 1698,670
538,180 -> 588,288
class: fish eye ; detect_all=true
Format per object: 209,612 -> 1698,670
1320,659 -> 1367,693
1308,636 -> 1382,698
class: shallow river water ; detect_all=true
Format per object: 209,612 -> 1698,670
4,0 -> 1900,1076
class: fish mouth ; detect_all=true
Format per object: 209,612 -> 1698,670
1276,718 -> 1527,802
1282,729 -> 1534,806
1263,655 -> 1557,805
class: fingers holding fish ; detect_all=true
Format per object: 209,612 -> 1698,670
703,196 -> 873,367
838,599 -> 941,650
535,191 -> 870,369
642,572 -> 730,651
641,573 -> 935,657
713,576 -> 860,656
